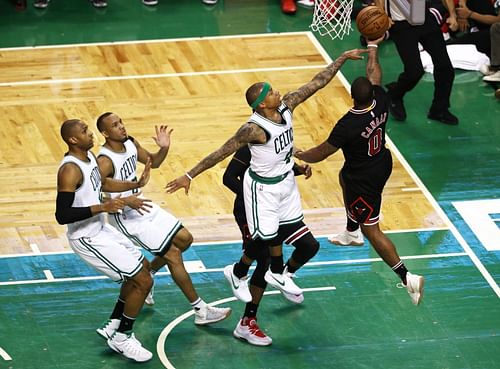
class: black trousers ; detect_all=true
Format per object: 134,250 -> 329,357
389,10 -> 455,112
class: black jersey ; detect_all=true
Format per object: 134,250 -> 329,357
327,85 -> 390,172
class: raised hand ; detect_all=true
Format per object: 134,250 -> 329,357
152,125 -> 173,149
166,174 -> 191,195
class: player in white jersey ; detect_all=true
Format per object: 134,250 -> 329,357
55,119 -> 154,363
96,112 -> 231,326
167,48 -> 367,343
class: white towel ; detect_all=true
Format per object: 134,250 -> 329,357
420,44 -> 490,74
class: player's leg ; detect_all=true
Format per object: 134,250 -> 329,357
385,21 -> 424,121
234,249 -> 273,346
264,175 -> 310,295
329,170 -> 364,246
420,18 -> 457,124
352,195 -> 424,306
72,225 -> 153,362
152,227 -> 231,325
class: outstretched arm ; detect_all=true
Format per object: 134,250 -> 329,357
366,36 -> 384,86
166,122 -> 266,194
283,49 -> 367,111
295,141 -> 339,163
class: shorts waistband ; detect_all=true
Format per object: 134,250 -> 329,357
248,169 -> 289,184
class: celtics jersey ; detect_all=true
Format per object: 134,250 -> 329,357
59,152 -> 104,239
98,138 -> 139,198
248,102 -> 294,178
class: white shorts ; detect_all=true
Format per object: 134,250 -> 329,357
69,223 -> 144,283
108,202 -> 182,255
243,170 -> 304,240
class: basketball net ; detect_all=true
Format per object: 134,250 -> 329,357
310,0 -> 354,40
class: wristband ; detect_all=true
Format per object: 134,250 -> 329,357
185,172 -> 193,181
367,44 -> 378,48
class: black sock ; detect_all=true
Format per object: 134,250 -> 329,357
285,260 -> 299,274
392,261 -> 408,285
233,258 -> 251,279
270,255 -> 284,274
346,218 -> 359,232
110,298 -> 125,320
244,302 -> 259,318
117,314 -> 135,334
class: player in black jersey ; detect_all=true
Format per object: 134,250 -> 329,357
222,145 -> 311,346
295,37 -> 425,306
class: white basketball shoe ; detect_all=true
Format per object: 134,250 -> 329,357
328,229 -> 364,246
107,332 -> 153,362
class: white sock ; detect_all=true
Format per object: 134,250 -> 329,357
190,297 -> 206,311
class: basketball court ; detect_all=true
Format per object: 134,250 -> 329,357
0,26 -> 499,368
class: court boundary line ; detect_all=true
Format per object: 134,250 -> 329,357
0,227 -> 450,259
156,286 -> 333,369
0,31 -> 312,51
0,65 -> 326,87
307,33 -> 500,298
0,252 -> 467,287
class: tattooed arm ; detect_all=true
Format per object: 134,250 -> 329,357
283,48 -> 367,111
166,122 -> 266,194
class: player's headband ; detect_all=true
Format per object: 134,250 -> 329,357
250,82 -> 271,109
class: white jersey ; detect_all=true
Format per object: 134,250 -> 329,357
98,138 -> 139,199
59,152 -> 104,239
248,102 -> 294,178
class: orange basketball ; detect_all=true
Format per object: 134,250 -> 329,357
355,6 -> 390,40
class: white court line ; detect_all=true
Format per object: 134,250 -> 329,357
0,65 -> 325,88
43,270 -> 54,281
0,31 -> 312,51
156,286 -> 337,369
29,243 -> 41,254
0,347 -> 12,361
0,252 -> 466,286
307,35 -> 500,298
0,227 -> 450,258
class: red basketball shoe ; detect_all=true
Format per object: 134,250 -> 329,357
233,317 -> 272,346
281,0 -> 297,14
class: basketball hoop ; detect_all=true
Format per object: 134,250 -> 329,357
310,0 -> 355,40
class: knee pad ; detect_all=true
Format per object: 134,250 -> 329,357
249,257 -> 270,289
243,237 -> 269,261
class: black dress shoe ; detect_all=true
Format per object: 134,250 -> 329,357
427,110 -> 459,125
385,83 -> 407,121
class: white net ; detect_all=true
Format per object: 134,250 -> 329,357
310,0 -> 355,40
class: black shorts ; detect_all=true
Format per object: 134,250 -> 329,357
341,152 -> 392,225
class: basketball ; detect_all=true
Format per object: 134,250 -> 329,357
355,6 -> 390,40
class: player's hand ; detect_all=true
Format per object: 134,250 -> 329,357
166,174 -> 191,195
366,34 -> 385,47
447,15 -> 459,32
125,193 -> 153,215
137,157 -> 152,187
296,163 -> 312,179
102,195 -> 126,213
457,17 -> 469,32
342,48 -> 369,60
153,125 -> 173,150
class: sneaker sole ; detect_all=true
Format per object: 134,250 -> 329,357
328,239 -> 364,246
233,330 -> 272,346
96,329 -> 112,340
194,308 -> 232,326
107,340 -> 153,362
414,276 -> 425,305
264,277 -> 302,295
